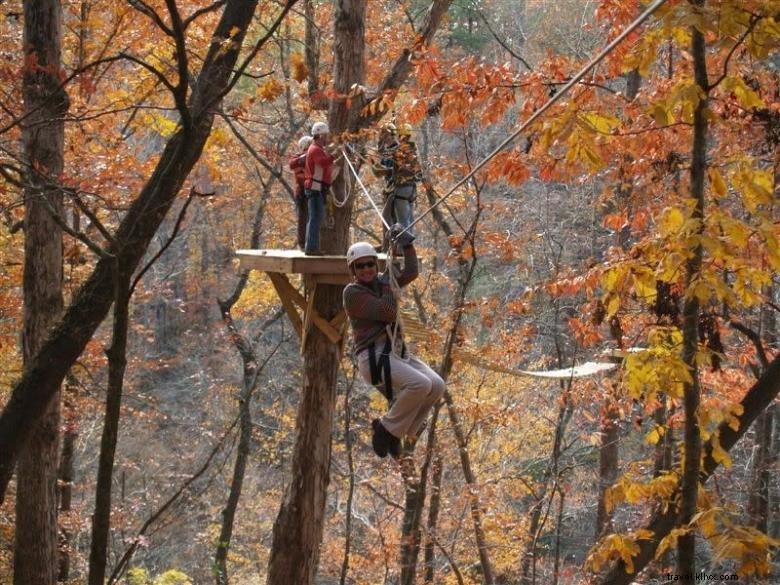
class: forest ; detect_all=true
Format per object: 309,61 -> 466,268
0,0 -> 779,584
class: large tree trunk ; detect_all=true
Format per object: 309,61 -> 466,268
15,0 -> 66,582
677,4 -> 709,572
0,0 -> 298,504
266,4 -> 365,583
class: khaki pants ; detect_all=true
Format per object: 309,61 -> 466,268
357,350 -> 445,439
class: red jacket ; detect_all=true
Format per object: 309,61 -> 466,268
288,152 -> 306,197
304,141 -> 334,191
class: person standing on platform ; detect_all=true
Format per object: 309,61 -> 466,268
289,135 -> 313,250
303,122 -> 335,255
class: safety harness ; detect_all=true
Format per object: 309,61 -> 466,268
367,324 -> 406,403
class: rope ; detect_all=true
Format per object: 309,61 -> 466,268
394,0 -> 668,240
330,153 -> 351,208
341,145 -> 392,231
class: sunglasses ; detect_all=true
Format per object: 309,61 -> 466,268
353,261 -> 376,270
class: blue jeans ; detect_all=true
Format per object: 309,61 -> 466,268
304,189 -> 324,253
382,184 -> 415,248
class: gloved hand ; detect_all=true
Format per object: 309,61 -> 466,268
389,223 -> 415,247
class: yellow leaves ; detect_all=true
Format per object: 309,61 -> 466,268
659,206 -> 685,237
721,76 -> 765,109
256,78 -> 285,102
645,424 -> 665,445
647,80 -> 707,126
710,434 -> 732,468
289,53 -> 308,83
587,529 -> 656,574
746,14 -> 780,59
139,112 -> 179,138
708,519 -> 780,578
731,165 -> 773,213
606,472 -> 679,515
624,329 -> 691,401
656,527 -> 690,558
577,111 -> 620,135
708,168 -> 727,199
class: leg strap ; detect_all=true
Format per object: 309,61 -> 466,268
368,339 -> 394,403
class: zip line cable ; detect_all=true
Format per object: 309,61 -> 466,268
394,0 -> 668,239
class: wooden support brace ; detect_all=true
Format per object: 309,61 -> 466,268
267,272 -> 303,339
266,272 -> 343,348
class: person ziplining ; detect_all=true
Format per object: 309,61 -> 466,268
343,232 -> 445,459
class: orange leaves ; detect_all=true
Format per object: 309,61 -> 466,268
485,150 -> 529,186
289,52 -> 308,83
256,78 -> 284,102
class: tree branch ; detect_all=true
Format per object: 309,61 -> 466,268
126,0 -> 174,36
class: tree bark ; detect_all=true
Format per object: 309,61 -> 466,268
57,377 -> 77,582
15,0 -> 66,582
423,447 -> 444,584
0,0 -> 298,504
596,353 -> 780,585
87,268 -> 131,585
266,2 -> 365,581
596,392 -> 619,537
677,4 -> 708,572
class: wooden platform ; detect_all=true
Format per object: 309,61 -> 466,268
236,249 -> 392,285
236,249 -> 395,352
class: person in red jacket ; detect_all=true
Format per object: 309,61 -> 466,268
303,122 -> 335,255
289,135 -> 313,249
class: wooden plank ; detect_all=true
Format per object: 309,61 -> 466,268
237,250 -> 296,273
266,272 -> 303,339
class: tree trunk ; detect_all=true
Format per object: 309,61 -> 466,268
15,0 -> 65,582
747,409 -> 771,532
423,448 -> 443,584
266,3 -> 365,581
87,269 -> 131,585
57,377 -> 77,582
0,0 -> 297,503
596,392 -> 619,537
213,145 -> 274,585
677,4 -> 708,572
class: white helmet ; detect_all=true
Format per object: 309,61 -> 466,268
346,242 -> 378,267
298,135 -> 313,150
311,121 -> 330,136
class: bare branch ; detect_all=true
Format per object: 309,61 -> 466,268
119,51 -> 178,96
477,9 -> 533,72
164,0 -> 192,127
126,0 -> 174,36
183,0 -> 227,29
729,319 -> 770,370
